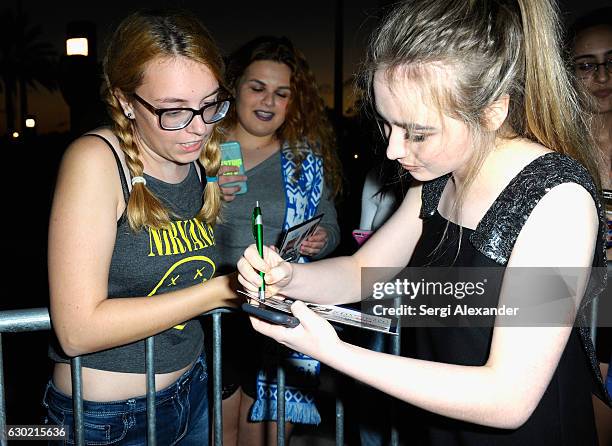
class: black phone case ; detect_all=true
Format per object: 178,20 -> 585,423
241,303 -> 300,328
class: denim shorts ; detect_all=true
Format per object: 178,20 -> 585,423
42,353 -> 208,445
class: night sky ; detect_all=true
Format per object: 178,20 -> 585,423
2,0 -> 383,134
1,0 -> 608,135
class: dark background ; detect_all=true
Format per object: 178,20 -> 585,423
0,0 -> 608,440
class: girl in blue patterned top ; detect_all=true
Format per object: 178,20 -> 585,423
214,36 -> 342,446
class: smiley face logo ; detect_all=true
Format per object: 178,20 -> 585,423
148,256 -> 216,329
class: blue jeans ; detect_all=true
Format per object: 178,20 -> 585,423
42,353 -> 208,445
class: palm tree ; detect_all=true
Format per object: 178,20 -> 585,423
0,3 -> 58,134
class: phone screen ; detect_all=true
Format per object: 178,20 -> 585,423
220,141 -> 248,194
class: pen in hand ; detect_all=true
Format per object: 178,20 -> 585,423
252,201 -> 266,302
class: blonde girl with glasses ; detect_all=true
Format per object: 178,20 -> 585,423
237,1 -> 611,444
44,9 -> 241,445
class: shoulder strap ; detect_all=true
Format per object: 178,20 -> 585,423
419,174 -> 451,219
194,159 -> 207,187
84,133 -> 131,203
469,152 -> 610,405
470,152 -> 604,265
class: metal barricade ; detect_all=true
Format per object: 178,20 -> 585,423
0,307 -> 368,446
0,308 -> 52,446
1,268 -> 608,445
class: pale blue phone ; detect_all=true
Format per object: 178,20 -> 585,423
220,141 -> 248,194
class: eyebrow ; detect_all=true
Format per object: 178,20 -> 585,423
374,107 -> 436,131
574,50 -> 612,60
392,121 -> 437,131
154,87 -> 220,104
248,79 -> 291,91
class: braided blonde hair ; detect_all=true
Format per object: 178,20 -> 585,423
101,9 -> 225,231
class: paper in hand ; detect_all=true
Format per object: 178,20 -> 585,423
277,214 -> 324,262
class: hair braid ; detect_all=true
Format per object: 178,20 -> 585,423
105,92 -> 172,230
101,9 -> 226,231
198,125 -> 223,225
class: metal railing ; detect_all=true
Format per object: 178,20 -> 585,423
0,307 -> 402,446
1,270 -> 606,446
0,308 -> 52,445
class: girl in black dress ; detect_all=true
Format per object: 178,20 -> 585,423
236,0 -> 611,444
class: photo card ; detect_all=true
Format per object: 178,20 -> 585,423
277,214 -> 324,261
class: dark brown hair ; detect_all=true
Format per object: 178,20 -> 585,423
222,36 -> 342,199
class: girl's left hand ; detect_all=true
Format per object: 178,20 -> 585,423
300,227 -> 328,256
248,300 -> 341,362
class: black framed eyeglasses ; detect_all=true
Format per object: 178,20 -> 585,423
132,92 -> 233,130
574,59 -> 612,78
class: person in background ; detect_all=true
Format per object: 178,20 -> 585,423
43,9 -> 240,445
570,7 -> 611,193
238,0 -> 611,444
569,8 -> 612,445
214,36 -> 342,445
357,160 -> 407,245
355,160 -> 405,446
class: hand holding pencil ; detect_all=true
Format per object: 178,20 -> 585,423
237,243 -> 293,299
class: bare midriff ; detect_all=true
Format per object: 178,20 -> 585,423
52,361 -> 193,401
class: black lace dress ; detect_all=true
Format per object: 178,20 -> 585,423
400,153 -> 609,445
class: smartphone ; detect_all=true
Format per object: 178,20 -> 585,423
220,141 -> 248,194
242,303 -> 300,328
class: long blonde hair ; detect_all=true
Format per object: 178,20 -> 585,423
101,9 -> 226,231
361,0 -> 602,200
